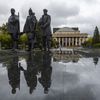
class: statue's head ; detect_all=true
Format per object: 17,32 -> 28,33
11,8 -> 15,15
29,87 -> 34,94
29,8 -> 33,16
44,87 -> 48,94
32,12 -> 35,16
43,9 -> 48,15
12,88 -> 16,94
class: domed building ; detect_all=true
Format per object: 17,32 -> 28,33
52,27 -> 88,47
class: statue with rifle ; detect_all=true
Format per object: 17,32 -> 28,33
8,8 -> 20,51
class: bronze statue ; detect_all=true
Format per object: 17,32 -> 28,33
8,8 -> 20,51
23,8 -> 37,51
39,9 -> 52,51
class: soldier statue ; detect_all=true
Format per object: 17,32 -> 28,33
23,8 -> 37,51
39,9 -> 52,51
8,8 -> 20,51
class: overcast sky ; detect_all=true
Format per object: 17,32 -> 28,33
0,0 -> 100,34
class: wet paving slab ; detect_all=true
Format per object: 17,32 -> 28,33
0,51 -> 100,100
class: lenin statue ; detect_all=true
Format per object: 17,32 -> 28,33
23,8 -> 37,51
8,8 -> 20,51
39,9 -> 52,51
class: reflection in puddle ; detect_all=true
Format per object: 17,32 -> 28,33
3,51 -> 52,95
0,51 -> 100,100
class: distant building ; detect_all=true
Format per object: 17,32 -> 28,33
52,27 -> 88,47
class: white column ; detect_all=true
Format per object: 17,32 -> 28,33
66,38 -> 67,47
82,37 -> 84,44
79,38 -> 81,46
75,38 -> 78,46
69,38 -> 71,46
62,38 -> 64,47
83,37 -> 86,43
84,38 -> 86,42
58,38 -> 60,47
72,38 -> 74,46
64,38 -> 65,47
60,38 -> 62,47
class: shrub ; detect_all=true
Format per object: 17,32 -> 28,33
0,33 -> 12,49
51,38 -> 59,48
92,43 -> 100,48
19,34 -> 28,43
82,37 -> 93,48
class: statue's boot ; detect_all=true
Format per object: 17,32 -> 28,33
27,42 -> 32,51
13,41 -> 18,51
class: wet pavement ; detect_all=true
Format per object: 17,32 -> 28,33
0,51 -> 100,100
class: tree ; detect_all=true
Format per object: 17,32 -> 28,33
35,22 -> 43,49
19,34 -> 28,49
0,23 -> 8,33
0,23 -> 12,49
51,38 -> 59,48
82,37 -> 92,48
92,26 -> 100,44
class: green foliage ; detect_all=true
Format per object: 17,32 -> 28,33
0,33 -> 12,49
92,43 -> 100,48
82,26 -> 100,48
0,23 -> 12,49
0,33 -> 11,43
51,38 -> 59,48
87,37 -> 93,43
82,37 -> 92,48
18,34 -> 28,49
92,26 -> 100,44
0,23 -> 8,32
35,22 -> 43,49
82,37 -> 100,48
19,34 -> 28,43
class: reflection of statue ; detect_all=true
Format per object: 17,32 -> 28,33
8,8 -> 20,50
23,8 -> 37,51
7,55 -> 20,94
93,57 -> 99,66
20,53 -> 37,94
38,51 -> 52,94
39,9 -> 52,51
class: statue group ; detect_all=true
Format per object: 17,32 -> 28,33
8,8 -> 52,51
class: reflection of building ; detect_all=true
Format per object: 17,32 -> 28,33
53,53 -> 80,63
52,27 -> 88,47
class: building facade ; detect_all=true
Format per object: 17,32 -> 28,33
52,27 -> 88,47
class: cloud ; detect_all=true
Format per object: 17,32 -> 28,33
20,0 -> 49,20
47,2 -> 80,18
52,17 -> 67,27
0,2 -> 10,26
0,3 -> 10,15
79,0 -> 97,3
46,1 -> 80,28
0,0 -> 100,34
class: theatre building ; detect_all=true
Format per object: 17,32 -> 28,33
52,27 -> 88,47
